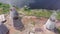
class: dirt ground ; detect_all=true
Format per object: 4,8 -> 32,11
4,15 -> 60,34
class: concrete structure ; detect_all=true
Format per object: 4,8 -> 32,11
9,6 -> 24,31
0,14 -> 6,23
44,11 -> 57,30
0,21 -> 9,34
10,6 -> 19,19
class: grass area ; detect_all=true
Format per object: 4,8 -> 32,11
19,7 -> 52,18
56,28 -> 60,34
0,3 -> 60,20
25,10 -> 52,18
19,6 -> 60,20
0,3 -> 10,14
57,12 -> 60,20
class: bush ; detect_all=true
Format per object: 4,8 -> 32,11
57,12 -> 60,20
20,8 -> 52,18
56,28 -> 60,34
0,3 -> 10,14
19,6 -> 60,20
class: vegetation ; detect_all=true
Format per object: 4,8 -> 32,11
0,3 -> 60,20
57,12 -> 60,20
0,3 -> 10,14
18,6 -> 60,20
30,20 -> 35,26
56,28 -> 60,34
19,6 -> 52,18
